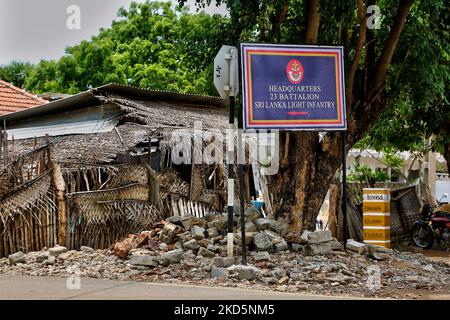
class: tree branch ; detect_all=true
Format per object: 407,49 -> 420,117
347,0 -> 368,107
305,0 -> 320,44
371,0 -> 414,94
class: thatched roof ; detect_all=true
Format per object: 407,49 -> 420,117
2,84 -> 229,164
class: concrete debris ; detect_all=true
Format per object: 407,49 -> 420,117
346,239 -> 368,254
235,232 -> 256,246
49,245 -> 68,257
366,244 -> 390,260
191,226 -> 206,240
80,246 -> 94,254
198,247 -> 216,258
8,252 -> 26,265
211,266 -> 229,280
207,227 -> 219,238
233,266 -> 259,281
306,230 -> 332,244
129,255 -> 159,267
1,213 -> 448,300
183,239 -> 200,251
1,241 -> 448,299
275,240 -> 289,252
254,218 -> 272,231
253,233 -> 273,252
160,222 -> 178,244
161,249 -> 183,265
253,251 -> 271,262
240,221 -> 258,233
223,257 -> 235,267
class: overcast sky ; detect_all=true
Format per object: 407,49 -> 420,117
0,0 -> 227,65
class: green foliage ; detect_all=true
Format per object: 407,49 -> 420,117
1,1 -> 229,95
359,1 -> 450,157
0,61 -> 34,88
347,165 -> 390,186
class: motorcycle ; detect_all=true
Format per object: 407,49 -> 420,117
411,193 -> 450,249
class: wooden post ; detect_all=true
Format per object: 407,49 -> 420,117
52,162 -> 67,246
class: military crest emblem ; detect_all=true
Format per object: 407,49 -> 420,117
286,59 -> 304,84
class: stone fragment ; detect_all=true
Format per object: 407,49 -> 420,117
49,245 -> 68,257
240,221 -> 258,233
161,249 -> 183,265
207,244 -> 219,253
223,256 -> 235,267
286,232 -> 302,244
213,256 -> 224,267
198,247 -> 216,258
307,230 -> 332,244
254,218 -> 272,231
183,239 -> 200,251
181,216 -> 193,231
235,266 -> 258,280
80,246 -> 94,253
254,251 -> 270,262
367,244 -> 389,260
329,239 -> 343,251
261,277 -> 278,284
36,252 -> 49,263
129,255 -> 159,267
45,255 -> 56,265
114,236 -> 136,259
253,232 -> 273,252
234,232 -> 257,246
305,242 -> 332,255
346,239 -> 367,254
211,266 -> 229,280
264,230 -> 284,245
270,219 -> 289,237
191,225 -> 206,240
291,244 -> 304,252
207,215 -> 228,230
183,250 -> 196,260
275,240 -> 289,252
207,227 -> 219,238
244,207 -> 261,222
300,230 -> 312,242
159,222 -> 177,244
278,276 -> 289,285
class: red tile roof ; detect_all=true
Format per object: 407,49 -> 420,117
0,80 -> 47,115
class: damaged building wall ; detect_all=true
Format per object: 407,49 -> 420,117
0,84 -> 273,257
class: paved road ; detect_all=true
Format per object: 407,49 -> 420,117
0,275 -> 361,300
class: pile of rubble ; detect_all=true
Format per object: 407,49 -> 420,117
0,210 -> 449,299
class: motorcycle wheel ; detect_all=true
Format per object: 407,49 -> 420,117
411,223 -> 434,249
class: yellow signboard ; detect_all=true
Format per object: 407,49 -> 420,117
363,188 -> 391,248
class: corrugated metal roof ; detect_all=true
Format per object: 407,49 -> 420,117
96,83 -> 225,107
0,83 -> 226,124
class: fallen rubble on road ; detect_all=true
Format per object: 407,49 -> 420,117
0,212 -> 449,299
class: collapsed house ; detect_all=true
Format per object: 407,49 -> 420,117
0,84 -> 273,257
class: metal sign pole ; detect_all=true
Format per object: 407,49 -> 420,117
342,128 -> 348,249
237,43 -> 247,265
227,95 -> 235,257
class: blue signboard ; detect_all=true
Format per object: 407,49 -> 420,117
240,43 -> 346,130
